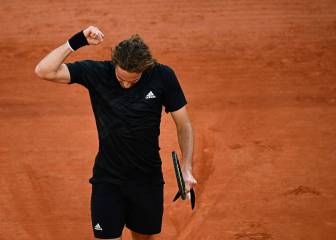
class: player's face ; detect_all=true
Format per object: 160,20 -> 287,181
115,66 -> 142,88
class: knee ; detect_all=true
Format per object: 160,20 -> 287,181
94,237 -> 121,240
131,231 -> 157,240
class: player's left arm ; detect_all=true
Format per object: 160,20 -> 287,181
171,105 -> 197,198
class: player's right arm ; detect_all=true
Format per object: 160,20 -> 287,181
34,26 -> 104,84
34,43 -> 73,84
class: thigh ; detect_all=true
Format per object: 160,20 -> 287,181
125,181 -> 164,235
91,182 -> 126,239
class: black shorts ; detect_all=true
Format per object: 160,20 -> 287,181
90,180 -> 164,239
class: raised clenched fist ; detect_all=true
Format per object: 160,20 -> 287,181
83,26 -> 104,45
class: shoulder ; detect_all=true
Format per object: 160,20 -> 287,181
153,63 -> 185,94
94,60 -> 113,68
154,63 -> 178,85
66,60 -> 111,70
80,60 -> 113,77
86,60 -> 112,71
156,63 -> 176,76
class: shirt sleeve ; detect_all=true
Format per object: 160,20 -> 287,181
65,60 -> 94,89
161,65 -> 187,113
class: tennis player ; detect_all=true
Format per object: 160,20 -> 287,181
35,26 -> 197,240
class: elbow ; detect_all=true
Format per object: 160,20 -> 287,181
34,64 -> 46,79
34,65 -> 54,80
34,65 -> 43,78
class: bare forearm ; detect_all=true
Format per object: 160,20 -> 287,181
35,42 -> 72,78
177,122 -> 194,170
171,107 -> 197,193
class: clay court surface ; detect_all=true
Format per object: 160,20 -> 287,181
1,0 -> 336,239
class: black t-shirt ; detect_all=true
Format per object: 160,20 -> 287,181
65,60 -> 187,186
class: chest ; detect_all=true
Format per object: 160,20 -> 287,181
90,77 -> 164,115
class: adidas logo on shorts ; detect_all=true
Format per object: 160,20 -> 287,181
94,223 -> 103,231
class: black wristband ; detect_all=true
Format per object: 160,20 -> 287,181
68,30 -> 89,51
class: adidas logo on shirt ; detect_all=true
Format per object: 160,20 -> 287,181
145,91 -> 156,99
94,223 -> 103,231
